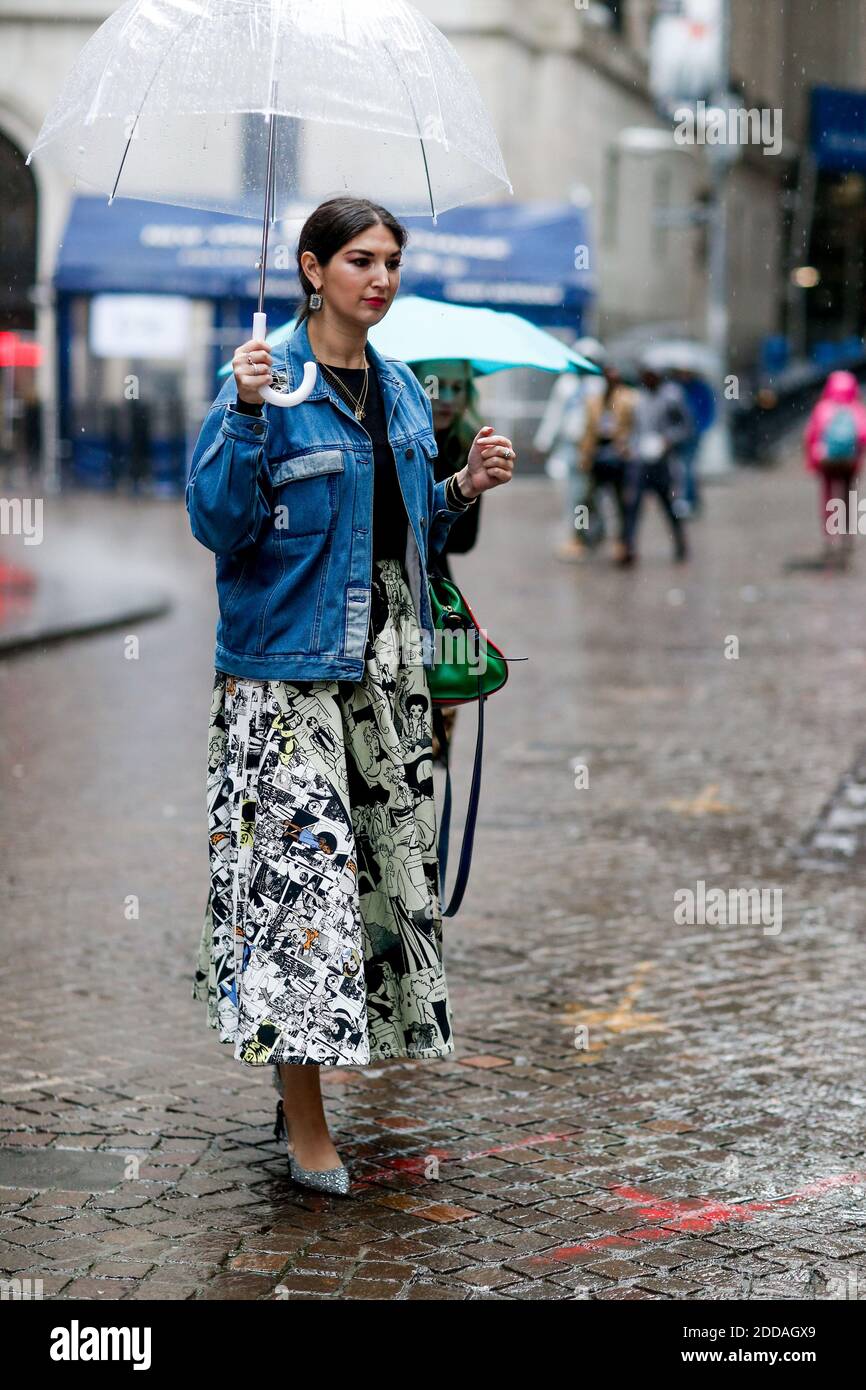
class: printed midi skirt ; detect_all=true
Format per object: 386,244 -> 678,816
191,556 -> 454,1069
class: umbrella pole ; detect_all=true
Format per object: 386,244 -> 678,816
256,79 -> 279,317
252,83 -> 317,409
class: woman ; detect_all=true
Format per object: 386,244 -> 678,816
411,358 -> 483,760
620,364 -> 690,566
579,359 -> 635,563
186,196 -> 516,1196
804,370 -> 866,567
533,338 -> 606,561
412,358 -> 484,583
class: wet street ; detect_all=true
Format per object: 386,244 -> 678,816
3,441 -> 866,1301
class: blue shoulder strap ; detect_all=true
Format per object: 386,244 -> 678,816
433,677 -> 485,918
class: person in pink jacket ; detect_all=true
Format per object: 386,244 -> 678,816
804,370 -> 866,564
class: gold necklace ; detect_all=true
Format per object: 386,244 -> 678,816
318,356 -> 369,421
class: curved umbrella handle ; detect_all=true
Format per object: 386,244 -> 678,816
252,312 -> 317,408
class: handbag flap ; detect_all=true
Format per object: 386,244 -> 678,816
427,571 -> 508,704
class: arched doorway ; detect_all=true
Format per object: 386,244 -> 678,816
0,129 -> 37,333
0,128 -> 39,470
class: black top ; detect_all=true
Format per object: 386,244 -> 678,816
231,360 -> 408,560
324,362 -> 408,560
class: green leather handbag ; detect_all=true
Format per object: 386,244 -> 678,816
427,570 -> 508,704
427,567 -> 510,917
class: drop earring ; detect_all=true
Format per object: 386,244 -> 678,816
309,287 -> 323,310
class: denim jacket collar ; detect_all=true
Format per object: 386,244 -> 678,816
282,313 -> 405,414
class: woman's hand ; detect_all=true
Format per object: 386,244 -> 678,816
458,425 -> 517,499
233,338 -> 273,404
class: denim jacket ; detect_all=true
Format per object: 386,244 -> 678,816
186,313 -> 467,680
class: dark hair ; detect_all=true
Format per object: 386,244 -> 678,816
295,196 -> 408,324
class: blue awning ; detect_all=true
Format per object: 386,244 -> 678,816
811,84 -> 866,172
54,196 -> 594,327
395,201 -> 595,327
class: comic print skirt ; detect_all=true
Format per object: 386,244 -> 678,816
192,556 -> 454,1069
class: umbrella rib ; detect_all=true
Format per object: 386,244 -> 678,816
378,41 -> 436,220
399,0 -> 447,149
84,0 -> 147,129
108,6 -> 210,202
420,139 -> 435,223
255,0 -> 286,310
170,1 -> 214,124
397,1 -> 447,219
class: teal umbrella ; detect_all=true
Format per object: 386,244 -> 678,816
218,294 -> 601,378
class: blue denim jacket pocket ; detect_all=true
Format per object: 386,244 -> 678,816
269,448 -> 345,537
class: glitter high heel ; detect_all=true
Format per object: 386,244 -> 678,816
273,1098 -> 351,1197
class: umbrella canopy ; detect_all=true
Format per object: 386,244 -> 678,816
25,0 -> 511,220
218,295 -> 602,377
636,340 -> 718,377
602,327 -> 720,382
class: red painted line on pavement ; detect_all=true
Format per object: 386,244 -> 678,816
461,1129 -> 578,1161
527,1170 -> 866,1265
353,1129 -> 577,1188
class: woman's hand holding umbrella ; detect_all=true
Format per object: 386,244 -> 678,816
233,338 -> 273,405
458,425 -> 516,498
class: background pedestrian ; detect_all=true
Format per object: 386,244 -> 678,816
804,369 -> 866,568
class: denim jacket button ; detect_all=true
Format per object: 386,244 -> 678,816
420,516 -> 426,528
404,446 -> 414,459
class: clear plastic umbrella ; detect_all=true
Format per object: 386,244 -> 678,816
26,0 -> 511,407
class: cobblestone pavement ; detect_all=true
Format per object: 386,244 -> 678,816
2,445 -> 866,1302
